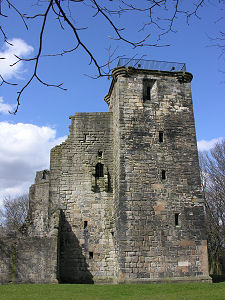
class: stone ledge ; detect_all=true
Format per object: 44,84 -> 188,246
92,276 -> 118,284
116,276 -> 212,284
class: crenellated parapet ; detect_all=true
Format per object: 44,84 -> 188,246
104,65 -> 193,106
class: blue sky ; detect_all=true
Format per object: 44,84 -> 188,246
0,0 -> 224,201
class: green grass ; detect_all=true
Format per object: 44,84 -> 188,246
0,283 -> 225,300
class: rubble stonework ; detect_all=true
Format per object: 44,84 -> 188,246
0,63 -> 211,284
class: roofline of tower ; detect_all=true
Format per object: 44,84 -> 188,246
104,66 -> 193,105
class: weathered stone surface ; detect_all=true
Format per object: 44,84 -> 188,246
107,68 -> 210,282
0,236 -> 57,284
0,63 -> 211,284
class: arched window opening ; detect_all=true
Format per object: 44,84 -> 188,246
95,163 -> 104,178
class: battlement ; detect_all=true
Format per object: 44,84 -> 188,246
118,58 -> 186,72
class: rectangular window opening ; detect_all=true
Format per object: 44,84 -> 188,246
159,131 -> 164,143
42,170 -> 46,180
162,170 -> 166,180
83,134 -> 87,142
98,150 -> 103,158
84,221 -> 88,229
175,213 -> 179,226
95,163 -> 104,178
143,79 -> 155,102
89,251 -> 93,259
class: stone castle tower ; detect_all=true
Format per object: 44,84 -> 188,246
0,59 -> 211,284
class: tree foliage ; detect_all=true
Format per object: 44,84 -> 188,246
0,194 -> 29,235
199,139 -> 225,275
0,0 -> 224,113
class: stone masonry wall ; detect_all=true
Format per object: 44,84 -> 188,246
49,112 -> 117,283
1,65 -> 210,285
0,236 -> 57,284
106,67 -> 210,282
0,237 -> 13,284
28,170 -> 50,236
0,168 -> 57,285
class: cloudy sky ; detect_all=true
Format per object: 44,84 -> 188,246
0,1 -> 224,203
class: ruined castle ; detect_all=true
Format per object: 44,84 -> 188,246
0,59 -> 211,284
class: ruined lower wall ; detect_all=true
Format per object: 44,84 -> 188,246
0,112 -> 118,285
49,112 -> 118,283
28,170 -> 50,236
0,237 -> 12,284
0,236 -> 58,284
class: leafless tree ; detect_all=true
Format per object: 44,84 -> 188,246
0,0 -> 224,113
0,194 -> 29,235
199,139 -> 225,275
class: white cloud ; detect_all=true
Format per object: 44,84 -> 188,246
0,38 -> 33,80
197,137 -> 223,152
0,96 -> 15,114
0,122 -> 66,204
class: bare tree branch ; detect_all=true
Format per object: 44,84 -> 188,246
0,194 -> 29,235
55,0 -> 104,77
1,0 -> 224,112
0,75 -> 17,87
11,0 -> 66,114
199,139 -> 225,274
5,0 -> 29,30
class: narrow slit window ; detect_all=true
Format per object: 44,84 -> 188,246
84,221 -> 88,229
159,131 -> 164,143
89,252 -> 93,259
175,213 -> 179,226
162,170 -> 166,180
83,134 -> 87,142
146,86 -> 151,100
95,163 -> 104,178
42,170 -> 47,180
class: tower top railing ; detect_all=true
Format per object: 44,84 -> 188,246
117,58 -> 186,72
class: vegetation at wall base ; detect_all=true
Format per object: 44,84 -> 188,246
0,282 -> 225,300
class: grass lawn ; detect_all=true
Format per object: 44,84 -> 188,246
0,282 -> 225,300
